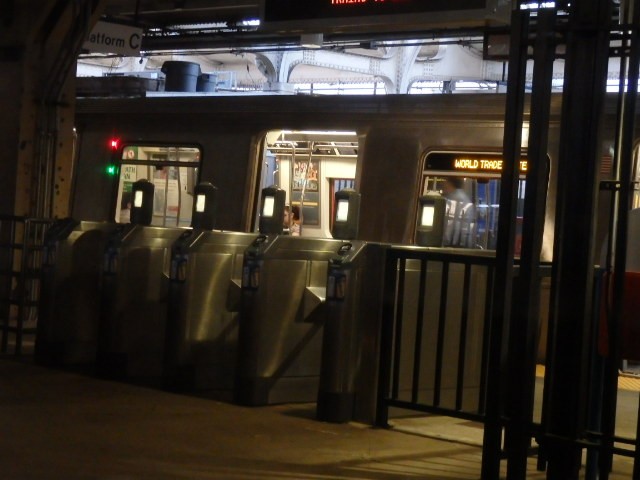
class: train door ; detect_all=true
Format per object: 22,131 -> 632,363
257,131 -> 359,237
419,151 -> 537,252
113,144 -> 201,227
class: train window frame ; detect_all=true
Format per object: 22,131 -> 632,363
111,142 -> 203,228
418,149 -> 550,252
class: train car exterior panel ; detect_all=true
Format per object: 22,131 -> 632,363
74,93 -> 625,262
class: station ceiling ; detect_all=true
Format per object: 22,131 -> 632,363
98,0 -> 506,52
102,0 -> 260,30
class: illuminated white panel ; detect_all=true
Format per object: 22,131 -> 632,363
336,199 -> 349,222
421,205 -> 435,227
134,190 -> 144,208
196,194 -> 206,213
263,196 -> 275,217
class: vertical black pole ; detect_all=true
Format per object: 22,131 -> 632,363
481,8 -> 530,479
544,0 -> 613,478
600,0 -> 640,477
505,8 -> 557,479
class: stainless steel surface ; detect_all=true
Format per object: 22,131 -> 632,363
99,225 -> 187,381
318,241 -> 387,423
165,230 -> 258,392
236,236 -> 347,404
37,221 -> 118,365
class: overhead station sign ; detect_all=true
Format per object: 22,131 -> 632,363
83,21 -> 143,56
262,0 -> 509,32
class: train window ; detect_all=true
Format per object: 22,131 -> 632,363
259,130 -> 358,237
115,144 -> 201,227
421,151 -> 538,252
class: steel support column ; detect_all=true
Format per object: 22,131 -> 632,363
505,9 -> 557,479
599,0 -> 640,477
543,0 -> 613,478
0,0 -> 105,218
481,8 -> 530,479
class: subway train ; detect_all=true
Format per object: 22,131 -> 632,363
56,90 -> 640,422
72,92 -> 634,256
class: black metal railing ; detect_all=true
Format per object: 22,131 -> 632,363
0,216 -> 52,355
376,248 -> 498,427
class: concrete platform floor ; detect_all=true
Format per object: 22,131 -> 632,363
0,358 -> 634,480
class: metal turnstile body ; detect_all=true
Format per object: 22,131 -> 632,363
36,220 -> 119,366
97,224 -> 186,382
317,241 -> 387,423
236,236 -> 349,405
164,230 -> 258,394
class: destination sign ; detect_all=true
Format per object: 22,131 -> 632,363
425,152 -> 529,174
264,0 -> 486,22
262,0 -> 506,32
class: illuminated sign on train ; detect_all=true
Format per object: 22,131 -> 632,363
426,152 -> 529,174
263,0 -> 493,24
453,158 -> 528,172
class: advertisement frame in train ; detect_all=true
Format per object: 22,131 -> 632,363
108,142 -> 203,228
419,150 -> 550,252
257,131 -> 358,238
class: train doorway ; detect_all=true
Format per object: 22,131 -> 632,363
257,131 -> 359,237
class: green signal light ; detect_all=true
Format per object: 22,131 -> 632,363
106,164 -> 119,176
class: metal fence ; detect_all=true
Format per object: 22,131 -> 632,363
376,248 -> 497,427
0,216 -> 53,355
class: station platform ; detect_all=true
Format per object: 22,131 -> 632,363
0,357 -> 634,479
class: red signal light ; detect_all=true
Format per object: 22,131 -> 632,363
109,138 -> 120,150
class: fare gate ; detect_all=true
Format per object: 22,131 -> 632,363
35,220 -> 119,366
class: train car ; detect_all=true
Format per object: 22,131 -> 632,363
73,93 -> 634,260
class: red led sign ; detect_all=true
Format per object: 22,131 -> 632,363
263,0 -> 490,24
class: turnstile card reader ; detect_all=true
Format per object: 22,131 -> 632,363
163,229 -> 259,394
331,189 -> 361,241
130,179 -> 154,226
191,182 -> 218,231
415,193 -> 446,247
258,186 -> 286,235
36,220 -> 119,366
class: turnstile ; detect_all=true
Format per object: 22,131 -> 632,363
163,230 -> 258,394
235,236 -> 348,405
97,224 -> 186,382
317,241 -> 387,423
36,220 -> 119,366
